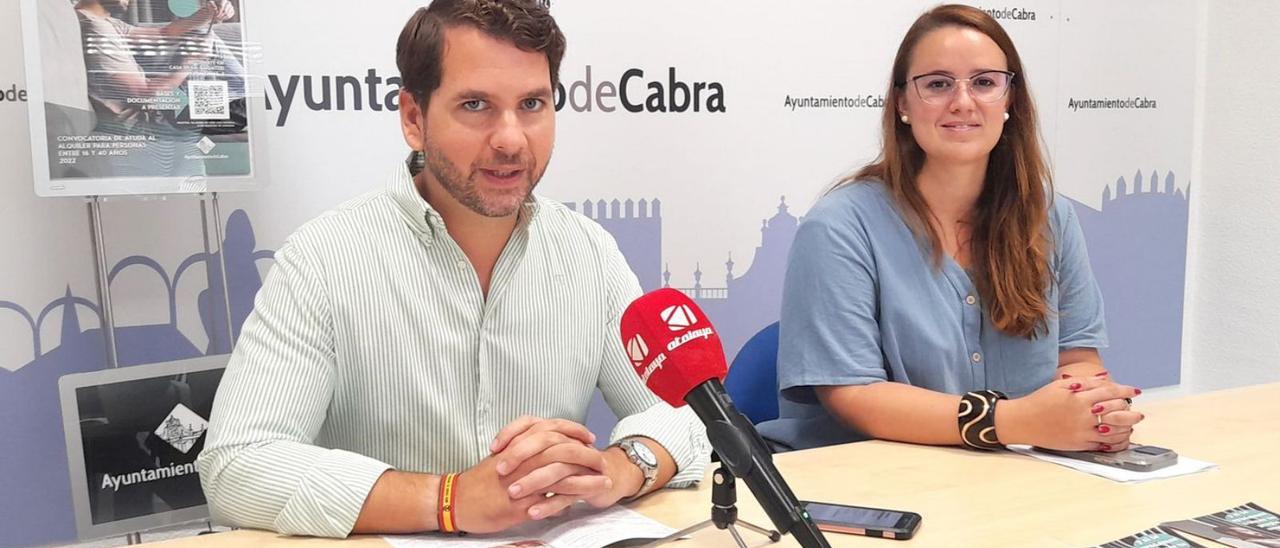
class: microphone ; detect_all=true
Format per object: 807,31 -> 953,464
620,288 -> 830,548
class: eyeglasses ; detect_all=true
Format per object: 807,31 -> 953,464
906,70 -> 1015,105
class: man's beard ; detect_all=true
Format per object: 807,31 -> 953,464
422,138 -> 546,218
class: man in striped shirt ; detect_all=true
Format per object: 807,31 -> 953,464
196,0 -> 710,538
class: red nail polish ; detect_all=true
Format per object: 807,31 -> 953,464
1100,444 -> 1112,451
1098,425 -> 1111,434
1091,405 -> 1104,414
1134,388 -> 1143,395
1094,371 -> 1109,377
1068,382 -> 1082,391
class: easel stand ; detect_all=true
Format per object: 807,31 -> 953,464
84,192 -> 236,545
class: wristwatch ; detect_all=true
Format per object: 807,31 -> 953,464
614,438 -> 659,500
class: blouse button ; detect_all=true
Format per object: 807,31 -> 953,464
965,295 -> 977,305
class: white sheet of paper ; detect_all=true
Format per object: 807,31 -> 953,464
382,503 -> 676,548
1007,444 -> 1218,483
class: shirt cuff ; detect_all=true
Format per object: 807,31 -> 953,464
611,404 -> 710,488
1058,334 -> 1110,352
273,449 -> 393,538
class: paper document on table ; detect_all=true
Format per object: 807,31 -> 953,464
1091,525 -> 1207,547
1162,502 -> 1280,548
383,503 -> 675,548
1007,445 -> 1217,483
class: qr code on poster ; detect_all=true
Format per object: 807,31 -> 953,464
189,80 -> 230,120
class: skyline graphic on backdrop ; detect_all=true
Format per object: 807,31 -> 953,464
0,173 -> 1188,546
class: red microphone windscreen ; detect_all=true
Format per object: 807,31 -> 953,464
619,288 -> 728,407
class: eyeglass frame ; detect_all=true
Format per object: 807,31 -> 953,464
898,70 -> 1017,105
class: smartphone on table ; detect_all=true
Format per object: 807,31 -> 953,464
800,500 -> 922,540
1035,444 -> 1178,472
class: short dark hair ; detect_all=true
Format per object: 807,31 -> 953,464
395,0 -> 566,104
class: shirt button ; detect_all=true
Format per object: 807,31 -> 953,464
456,260 -> 468,270
965,295 -> 977,305
971,352 -> 983,363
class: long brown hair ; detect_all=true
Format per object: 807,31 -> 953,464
843,4 -> 1052,338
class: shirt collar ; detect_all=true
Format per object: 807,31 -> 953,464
389,152 -> 541,244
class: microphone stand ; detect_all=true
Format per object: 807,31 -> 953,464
683,380 -> 831,547
643,465 -> 780,548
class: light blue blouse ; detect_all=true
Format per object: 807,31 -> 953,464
758,180 -> 1107,450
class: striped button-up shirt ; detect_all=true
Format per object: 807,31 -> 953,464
197,162 -> 710,538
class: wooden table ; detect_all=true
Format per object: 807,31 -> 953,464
156,382 -> 1280,547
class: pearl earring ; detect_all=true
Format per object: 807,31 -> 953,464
1003,112 -> 1010,121
900,115 -> 910,124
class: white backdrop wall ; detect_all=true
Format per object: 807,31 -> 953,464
1182,0 -> 1280,393
0,1 -> 1219,546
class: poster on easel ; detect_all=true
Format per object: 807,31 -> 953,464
19,0 -> 269,197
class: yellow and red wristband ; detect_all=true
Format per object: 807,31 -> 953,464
437,472 -> 460,534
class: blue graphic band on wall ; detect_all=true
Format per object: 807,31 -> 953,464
0,176 -> 1188,545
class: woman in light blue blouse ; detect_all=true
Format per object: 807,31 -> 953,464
759,5 -> 1143,452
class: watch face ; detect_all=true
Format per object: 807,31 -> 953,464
631,441 -> 658,467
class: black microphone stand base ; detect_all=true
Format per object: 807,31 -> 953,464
646,517 -> 780,548
642,466 -> 781,548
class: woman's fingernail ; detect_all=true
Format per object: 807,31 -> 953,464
530,507 -> 542,518
1100,444 -> 1112,451
1098,425 -> 1111,434
1092,405 -> 1105,414
1134,388 -> 1143,396
1068,382 -> 1082,391
496,461 -> 509,475
508,484 -> 522,497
